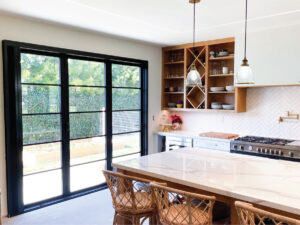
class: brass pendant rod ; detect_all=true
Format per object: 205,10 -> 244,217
244,0 -> 248,60
193,0 -> 196,49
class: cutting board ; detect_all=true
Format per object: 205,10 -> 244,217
199,132 -> 239,140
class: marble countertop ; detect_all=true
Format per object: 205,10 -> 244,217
112,148 -> 300,215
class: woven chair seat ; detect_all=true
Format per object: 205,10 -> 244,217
162,205 -> 209,225
116,191 -> 154,212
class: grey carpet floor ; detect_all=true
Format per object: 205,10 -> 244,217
3,189 -> 115,225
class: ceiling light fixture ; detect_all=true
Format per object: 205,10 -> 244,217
236,0 -> 254,84
186,0 -> 202,86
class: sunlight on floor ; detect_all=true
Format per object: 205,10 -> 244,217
3,189 -> 115,225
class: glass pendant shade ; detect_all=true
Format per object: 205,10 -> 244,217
236,58 -> 254,84
187,64 -> 202,85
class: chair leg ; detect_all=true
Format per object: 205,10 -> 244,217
113,212 -> 118,225
149,213 -> 156,225
132,215 -> 140,225
156,213 -> 163,225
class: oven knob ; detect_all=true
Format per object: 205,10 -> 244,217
265,149 -> 269,154
257,148 -> 261,153
262,148 -> 265,153
288,152 -> 294,157
274,150 -> 278,155
248,146 -> 253,151
278,150 -> 283,155
240,146 -> 244,151
233,145 -> 238,150
269,149 -> 274,154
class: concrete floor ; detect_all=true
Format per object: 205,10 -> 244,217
3,189 -> 115,225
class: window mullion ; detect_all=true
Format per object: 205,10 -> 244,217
105,61 -> 113,171
60,54 -> 71,195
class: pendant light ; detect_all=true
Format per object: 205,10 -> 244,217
186,0 -> 202,86
236,0 -> 254,84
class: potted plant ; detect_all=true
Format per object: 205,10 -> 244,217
171,114 -> 182,130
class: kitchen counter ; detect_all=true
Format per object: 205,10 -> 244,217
156,130 -> 201,138
113,148 -> 300,216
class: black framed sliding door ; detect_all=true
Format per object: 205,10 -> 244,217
2,40 -> 148,216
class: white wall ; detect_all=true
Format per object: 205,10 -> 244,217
235,23 -> 300,86
0,14 -> 162,216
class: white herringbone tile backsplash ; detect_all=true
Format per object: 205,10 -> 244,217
178,87 -> 300,139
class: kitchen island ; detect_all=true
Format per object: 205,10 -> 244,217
112,148 -> 300,224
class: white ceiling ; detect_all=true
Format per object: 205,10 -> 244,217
0,0 -> 299,46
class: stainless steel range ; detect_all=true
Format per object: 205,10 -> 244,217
230,136 -> 300,161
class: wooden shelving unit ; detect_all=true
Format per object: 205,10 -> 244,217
161,37 -> 247,113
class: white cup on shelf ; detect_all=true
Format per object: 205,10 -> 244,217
222,67 -> 229,74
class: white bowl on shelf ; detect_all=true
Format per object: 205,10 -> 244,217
225,86 -> 235,91
222,104 -> 235,110
210,87 -> 225,92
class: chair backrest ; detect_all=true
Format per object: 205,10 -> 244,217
151,182 -> 216,225
103,170 -> 155,213
235,201 -> 300,225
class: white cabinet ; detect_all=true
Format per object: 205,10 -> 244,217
157,132 -> 232,152
193,137 -> 231,152
165,136 -> 193,152
234,23 -> 300,87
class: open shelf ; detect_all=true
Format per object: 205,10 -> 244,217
209,56 -> 234,61
162,107 -> 189,112
209,74 -> 234,77
164,77 -> 185,80
161,37 -> 247,113
209,91 -> 235,94
162,107 -> 237,113
186,85 -> 205,109
164,61 -> 184,65
164,92 -> 184,94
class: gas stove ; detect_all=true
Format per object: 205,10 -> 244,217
230,136 -> 300,161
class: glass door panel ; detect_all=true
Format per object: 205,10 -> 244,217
70,137 -> 106,165
112,133 -> 140,158
68,59 -> 106,191
21,53 -> 62,205
70,161 -> 106,192
112,64 -> 142,161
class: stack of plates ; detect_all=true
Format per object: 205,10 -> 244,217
211,102 -> 235,110
211,102 -> 222,109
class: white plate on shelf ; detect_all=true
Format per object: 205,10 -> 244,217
210,87 -> 225,92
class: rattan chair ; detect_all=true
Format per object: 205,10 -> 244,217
151,182 -> 216,225
235,201 -> 300,225
103,170 -> 157,225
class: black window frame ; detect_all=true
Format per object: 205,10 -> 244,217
2,40 -> 148,217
